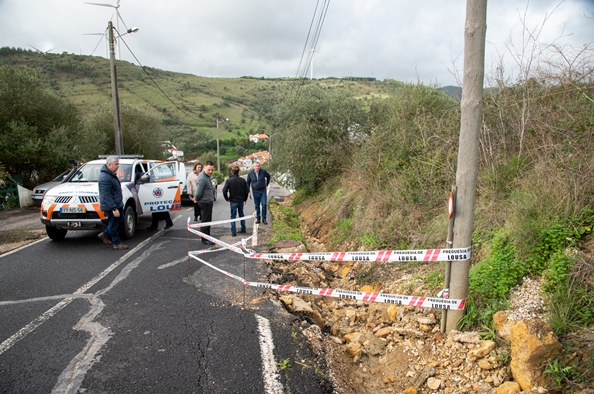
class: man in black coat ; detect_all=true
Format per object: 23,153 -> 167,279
98,155 -> 128,250
223,165 -> 249,236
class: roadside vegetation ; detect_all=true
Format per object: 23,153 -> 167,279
0,62 -> 167,188
268,198 -> 306,246
271,43 -> 594,388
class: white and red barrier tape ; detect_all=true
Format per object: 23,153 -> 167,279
244,282 -> 466,309
245,248 -> 470,263
186,217 -> 468,310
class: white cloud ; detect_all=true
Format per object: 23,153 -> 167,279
0,0 -> 592,85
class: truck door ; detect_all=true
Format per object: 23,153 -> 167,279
136,162 -> 182,215
176,161 -> 186,191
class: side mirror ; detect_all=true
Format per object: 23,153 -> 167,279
138,174 -> 151,184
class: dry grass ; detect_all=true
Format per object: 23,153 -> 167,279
0,229 -> 46,254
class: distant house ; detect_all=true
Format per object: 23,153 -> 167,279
234,151 -> 270,170
161,140 -> 183,160
235,156 -> 253,168
248,151 -> 270,164
249,134 -> 269,144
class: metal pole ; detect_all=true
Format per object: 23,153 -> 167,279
441,186 -> 457,333
108,21 -> 124,155
445,0 -> 487,333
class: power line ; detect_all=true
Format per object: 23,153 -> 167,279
295,0 -> 322,79
297,0 -> 330,80
292,0 -> 331,99
116,27 -> 204,123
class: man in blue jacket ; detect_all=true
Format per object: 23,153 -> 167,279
98,156 -> 128,250
246,162 -> 271,225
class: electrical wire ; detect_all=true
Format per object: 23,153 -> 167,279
89,27 -> 109,57
297,0 -> 330,80
295,0 -> 321,79
115,27 -> 203,123
292,0 -> 331,98
114,0 -> 331,122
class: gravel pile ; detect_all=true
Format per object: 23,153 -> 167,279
506,277 -> 546,322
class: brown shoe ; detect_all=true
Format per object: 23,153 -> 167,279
98,233 -> 112,245
113,243 -> 129,250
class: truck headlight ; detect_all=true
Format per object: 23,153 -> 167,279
42,195 -> 57,205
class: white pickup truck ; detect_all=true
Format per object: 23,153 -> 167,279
40,157 -> 186,240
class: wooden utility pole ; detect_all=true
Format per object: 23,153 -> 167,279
445,0 -> 487,333
108,21 -> 124,155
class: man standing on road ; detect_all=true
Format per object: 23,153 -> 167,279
193,161 -> 216,245
246,162 -> 271,225
98,156 -> 128,250
223,165 -> 248,237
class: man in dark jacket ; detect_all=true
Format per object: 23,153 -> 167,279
98,156 -> 128,250
246,162 -> 271,225
223,165 -> 249,236
192,161 -> 216,245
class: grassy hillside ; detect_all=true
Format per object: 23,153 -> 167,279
0,47 -> 396,161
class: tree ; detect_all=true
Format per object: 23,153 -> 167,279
175,129 -> 215,158
79,103 -> 166,160
0,64 -> 80,188
273,84 -> 366,193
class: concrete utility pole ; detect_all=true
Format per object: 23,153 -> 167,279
108,21 -> 124,155
215,115 -> 222,172
215,115 -> 228,172
445,0 -> 487,333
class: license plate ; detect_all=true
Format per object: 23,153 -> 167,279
60,207 -> 86,214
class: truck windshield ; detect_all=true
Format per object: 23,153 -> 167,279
69,164 -> 133,182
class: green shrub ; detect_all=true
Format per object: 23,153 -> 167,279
469,231 -> 522,301
360,231 -> 380,249
212,170 -> 224,185
544,355 -> 584,387
545,250 -> 594,336
268,199 -> 305,245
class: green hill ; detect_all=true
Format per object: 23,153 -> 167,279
0,47 -> 396,161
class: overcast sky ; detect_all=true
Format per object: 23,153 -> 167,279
0,0 -> 592,86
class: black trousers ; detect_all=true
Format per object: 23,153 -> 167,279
193,201 -> 201,219
198,201 -> 213,236
150,212 -> 173,228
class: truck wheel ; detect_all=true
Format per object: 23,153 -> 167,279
46,226 -> 67,241
119,205 -> 136,239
